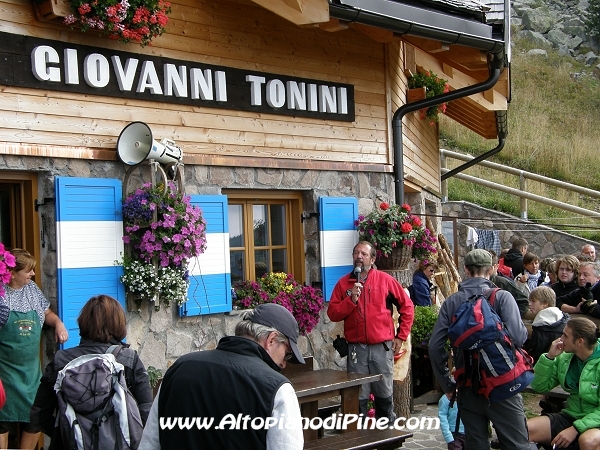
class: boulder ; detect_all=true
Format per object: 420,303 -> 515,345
527,48 -> 549,57
583,51 -> 599,66
521,8 -> 556,33
517,29 -> 553,48
547,28 -> 583,50
561,17 -> 587,41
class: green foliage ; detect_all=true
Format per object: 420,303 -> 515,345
408,70 -> 450,121
147,366 -> 163,388
585,0 -> 600,40
411,305 -> 439,350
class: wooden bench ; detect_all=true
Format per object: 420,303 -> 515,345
282,356 -> 342,420
303,429 -> 413,450
523,385 -> 569,400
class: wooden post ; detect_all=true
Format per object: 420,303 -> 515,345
382,268 -> 413,418
520,172 -> 528,219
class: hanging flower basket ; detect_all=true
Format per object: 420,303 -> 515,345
376,245 -> 413,271
354,202 -> 437,267
32,0 -> 171,46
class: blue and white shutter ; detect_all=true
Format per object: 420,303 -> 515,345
55,177 -> 125,349
179,195 -> 232,316
319,197 -> 358,302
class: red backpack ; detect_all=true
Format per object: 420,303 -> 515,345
497,258 -> 513,279
448,288 -> 534,402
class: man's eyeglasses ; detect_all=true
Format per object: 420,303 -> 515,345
282,339 -> 294,361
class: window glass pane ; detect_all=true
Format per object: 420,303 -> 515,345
272,249 -> 287,273
230,250 -> 246,284
228,205 -> 244,248
270,204 -> 286,246
253,205 -> 268,246
255,250 -> 269,279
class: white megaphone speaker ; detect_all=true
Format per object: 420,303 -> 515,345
117,122 -> 183,166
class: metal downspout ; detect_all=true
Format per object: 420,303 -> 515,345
392,57 -> 505,205
441,137 -> 505,181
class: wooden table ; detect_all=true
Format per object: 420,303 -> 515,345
287,369 -> 382,441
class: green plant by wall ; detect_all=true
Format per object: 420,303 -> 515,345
411,305 -> 439,350
408,70 -> 450,122
147,366 -> 163,388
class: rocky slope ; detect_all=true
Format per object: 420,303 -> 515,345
511,0 -> 600,74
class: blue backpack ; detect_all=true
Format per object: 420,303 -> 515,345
448,288 -> 534,402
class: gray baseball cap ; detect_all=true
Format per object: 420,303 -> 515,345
464,249 -> 493,267
250,303 -> 305,364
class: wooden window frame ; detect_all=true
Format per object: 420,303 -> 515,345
224,189 -> 304,283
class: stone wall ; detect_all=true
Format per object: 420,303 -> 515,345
1,154 -> 435,372
442,201 -> 600,277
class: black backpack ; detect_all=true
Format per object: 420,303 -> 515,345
54,345 -> 144,450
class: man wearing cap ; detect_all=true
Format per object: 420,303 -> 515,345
428,249 -> 530,450
139,303 -> 304,450
328,241 -> 414,421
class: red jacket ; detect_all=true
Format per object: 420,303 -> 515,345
327,269 -> 414,344
0,379 -> 5,410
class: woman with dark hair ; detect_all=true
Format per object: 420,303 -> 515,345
29,295 -> 153,450
409,260 -> 437,306
528,317 -> 600,449
0,248 -> 68,449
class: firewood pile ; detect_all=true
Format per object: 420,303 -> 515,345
426,218 -> 461,301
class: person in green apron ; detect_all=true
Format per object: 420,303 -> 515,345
0,248 -> 68,450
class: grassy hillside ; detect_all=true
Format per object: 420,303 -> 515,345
440,34 -> 600,240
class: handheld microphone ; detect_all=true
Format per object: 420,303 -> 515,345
353,266 -> 362,280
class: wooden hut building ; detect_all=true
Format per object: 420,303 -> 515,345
0,0 -> 510,371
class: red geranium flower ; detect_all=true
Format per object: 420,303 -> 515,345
379,202 -> 389,211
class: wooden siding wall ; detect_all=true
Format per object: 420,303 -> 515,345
0,0 -> 392,165
386,41 -> 440,194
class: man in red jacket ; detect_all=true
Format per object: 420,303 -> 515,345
327,241 -> 414,420
0,379 -> 5,410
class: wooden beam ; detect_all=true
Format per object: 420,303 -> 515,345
404,45 -> 417,78
318,18 -> 348,32
283,0 -> 303,13
412,47 -> 507,111
483,89 -> 494,103
247,0 -> 329,26
403,35 -> 489,72
442,63 -> 453,79
350,23 -> 396,43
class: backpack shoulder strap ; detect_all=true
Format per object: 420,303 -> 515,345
485,287 -> 501,307
107,344 -> 121,357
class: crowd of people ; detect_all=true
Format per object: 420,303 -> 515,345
3,237 -> 600,450
428,239 -> 600,450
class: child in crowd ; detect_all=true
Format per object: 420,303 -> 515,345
438,390 -> 465,450
525,286 -> 569,416
524,286 -> 569,362
516,252 -> 549,295
539,258 -> 557,285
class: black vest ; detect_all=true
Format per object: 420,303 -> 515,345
158,336 -> 288,450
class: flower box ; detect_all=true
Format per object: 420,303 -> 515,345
33,0 -> 72,23
406,87 -> 426,103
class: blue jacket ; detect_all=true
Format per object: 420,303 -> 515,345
411,270 -> 432,306
438,394 -> 464,443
